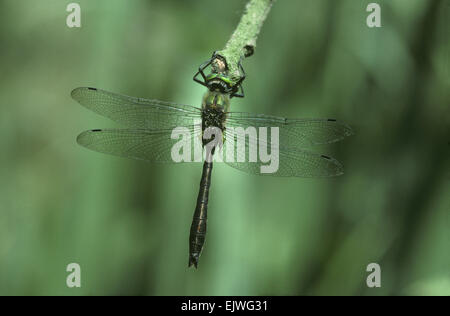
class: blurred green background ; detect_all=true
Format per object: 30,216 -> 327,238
0,0 -> 449,295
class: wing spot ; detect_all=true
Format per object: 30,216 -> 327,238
327,119 -> 336,122
91,129 -> 102,132
321,155 -> 331,160
88,87 -> 98,91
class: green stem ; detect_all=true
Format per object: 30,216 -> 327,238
216,0 -> 275,82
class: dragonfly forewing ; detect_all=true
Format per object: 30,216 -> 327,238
72,87 -> 202,129
225,112 -> 353,149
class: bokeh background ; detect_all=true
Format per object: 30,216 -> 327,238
0,0 -> 448,295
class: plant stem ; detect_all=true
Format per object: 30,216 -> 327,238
216,0 -> 275,82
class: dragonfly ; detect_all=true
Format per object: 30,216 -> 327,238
73,53 -> 353,268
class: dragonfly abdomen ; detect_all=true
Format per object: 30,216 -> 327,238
189,159 -> 213,268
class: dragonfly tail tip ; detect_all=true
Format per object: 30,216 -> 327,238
188,255 -> 199,269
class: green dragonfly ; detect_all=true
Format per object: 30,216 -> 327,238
73,53 -> 353,268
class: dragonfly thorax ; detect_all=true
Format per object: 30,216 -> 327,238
201,91 -> 228,146
202,90 -> 230,112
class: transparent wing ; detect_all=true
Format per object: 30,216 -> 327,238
77,126 -> 203,163
220,129 -> 344,177
225,112 -> 353,149
72,87 -> 202,129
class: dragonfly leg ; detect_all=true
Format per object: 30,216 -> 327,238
193,56 -> 214,87
230,58 -> 246,98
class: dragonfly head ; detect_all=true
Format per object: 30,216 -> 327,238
193,52 -> 245,98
